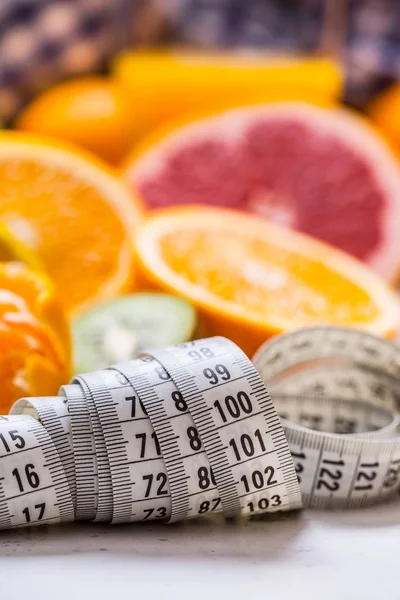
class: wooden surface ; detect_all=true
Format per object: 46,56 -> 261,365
0,499 -> 399,599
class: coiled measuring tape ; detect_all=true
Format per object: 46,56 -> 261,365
1,329 -> 399,530
253,326 -> 400,508
5,336 -> 302,528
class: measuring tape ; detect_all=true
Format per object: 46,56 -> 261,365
253,326 -> 400,508
0,414 -> 74,529
1,328 -> 399,530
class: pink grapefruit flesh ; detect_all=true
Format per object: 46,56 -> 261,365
125,103 -> 400,281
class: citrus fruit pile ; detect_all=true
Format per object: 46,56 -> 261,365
0,50 -> 398,410
17,54 -> 341,153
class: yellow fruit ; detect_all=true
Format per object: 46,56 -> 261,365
112,51 -> 342,142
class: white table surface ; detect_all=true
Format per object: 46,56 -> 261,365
1,499 -> 399,600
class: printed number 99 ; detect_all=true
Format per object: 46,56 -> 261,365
203,364 -> 231,385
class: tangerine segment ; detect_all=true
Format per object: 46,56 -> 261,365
0,352 -> 39,413
0,262 -> 70,356
0,352 -> 67,414
135,207 -> 400,356
0,132 -> 143,315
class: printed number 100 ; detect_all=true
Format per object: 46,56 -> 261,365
214,391 -> 253,423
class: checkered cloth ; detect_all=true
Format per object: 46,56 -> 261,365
1,0 -> 400,122
346,0 -> 400,105
156,0 -> 400,106
0,0 -> 131,121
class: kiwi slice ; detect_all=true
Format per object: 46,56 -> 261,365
72,293 -> 197,374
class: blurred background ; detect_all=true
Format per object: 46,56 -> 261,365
1,0 -> 400,413
2,0 -> 400,119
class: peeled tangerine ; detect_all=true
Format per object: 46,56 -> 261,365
0,262 -> 70,413
134,207 -> 400,357
124,102 -> 400,282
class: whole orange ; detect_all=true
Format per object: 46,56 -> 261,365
16,76 -> 134,164
367,84 -> 400,151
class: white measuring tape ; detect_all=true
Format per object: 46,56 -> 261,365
0,414 -> 74,529
253,326 -> 400,508
2,328 -> 399,530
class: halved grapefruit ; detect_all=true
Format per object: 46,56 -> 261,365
123,102 -> 400,282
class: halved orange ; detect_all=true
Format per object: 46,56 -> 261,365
135,206 -> 400,356
0,132 -> 143,316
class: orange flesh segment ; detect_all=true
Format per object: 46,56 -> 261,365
160,230 -> 379,327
